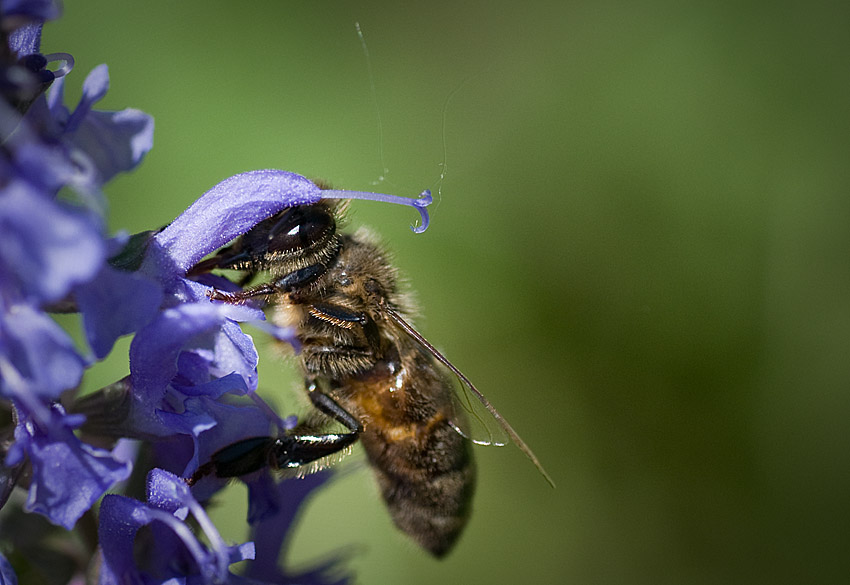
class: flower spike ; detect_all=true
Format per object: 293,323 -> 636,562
320,187 -> 434,233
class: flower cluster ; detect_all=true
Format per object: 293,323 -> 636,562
0,3 -> 431,584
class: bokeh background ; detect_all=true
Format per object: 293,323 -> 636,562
45,1 -> 849,583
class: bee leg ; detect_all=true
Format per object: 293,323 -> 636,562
305,381 -> 363,434
305,303 -> 381,355
207,282 -> 278,303
188,426 -> 359,484
207,264 -> 327,304
307,303 -> 367,329
187,387 -> 361,485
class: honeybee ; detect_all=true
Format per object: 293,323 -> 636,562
189,194 -> 551,556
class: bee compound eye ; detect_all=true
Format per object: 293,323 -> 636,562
266,206 -> 335,254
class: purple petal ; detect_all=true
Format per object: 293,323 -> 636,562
100,470 -> 251,583
129,302 -> 227,399
16,406 -> 132,529
7,22 -> 42,57
129,300 -> 260,403
11,141 -> 83,195
146,467 -> 194,513
63,64 -> 108,133
150,170 -> 323,274
79,64 -> 109,110
98,494 -> 150,581
174,371 -> 250,399
65,108 -> 154,185
25,440 -> 132,529
155,398 -> 216,439
2,1 -> 61,28
45,72 -> 68,121
76,265 -> 163,359
183,397 -> 274,485
245,473 -> 353,585
245,472 -> 280,525
0,303 -> 86,400
0,181 -> 105,303
0,552 -> 17,585
196,396 -> 273,452
214,319 -> 259,390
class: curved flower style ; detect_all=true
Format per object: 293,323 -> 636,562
97,469 -> 349,585
99,469 -> 256,585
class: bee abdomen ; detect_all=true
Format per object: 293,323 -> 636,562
363,421 -> 475,557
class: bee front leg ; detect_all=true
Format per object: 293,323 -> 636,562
207,264 -> 327,304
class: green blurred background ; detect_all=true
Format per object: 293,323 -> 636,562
45,1 -> 850,583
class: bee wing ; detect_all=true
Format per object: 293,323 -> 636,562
446,373 -> 510,448
382,306 -> 555,487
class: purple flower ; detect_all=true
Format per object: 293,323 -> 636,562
0,551 -> 17,585
81,169 -> 430,582
0,177 -> 104,304
1,5 -> 153,531
1,1 -> 62,117
245,472 -> 353,585
45,64 -> 155,189
98,469 -> 255,585
97,469 -> 351,585
1,4 -> 436,584
6,401 -> 132,529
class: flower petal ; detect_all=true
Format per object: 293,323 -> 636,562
76,264 -> 163,359
16,406 -> 132,529
129,302 -> 226,399
150,170 -> 323,274
65,108 -> 154,185
0,180 -> 104,303
7,22 -> 42,57
0,303 -> 86,400
245,473 -> 354,585
0,551 -> 18,585
99,469 -> 253,584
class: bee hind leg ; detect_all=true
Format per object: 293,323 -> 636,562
187,388 -> 361,485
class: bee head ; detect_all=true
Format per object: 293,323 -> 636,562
239,201 -> 343,276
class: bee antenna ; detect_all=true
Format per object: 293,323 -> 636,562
382,305 -> 555,488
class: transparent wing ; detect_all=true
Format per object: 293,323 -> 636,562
445,371 -> 510,447
382,305 -> 555,487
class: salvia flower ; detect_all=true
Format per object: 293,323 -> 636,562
98,469 -> 255,585
1,1 -> 149,533
0,3 -> 433,584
